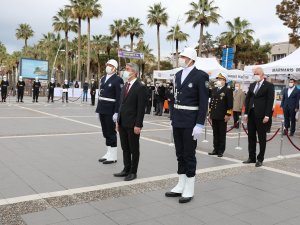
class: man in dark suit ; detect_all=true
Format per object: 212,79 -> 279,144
243,67 -> 274,167
208,73 -> 233,157
96,59 -> 123,164
280,78 -> 299,136
114,63 -> 147,181
90,78 -> 97,106
165,47 -> 209,204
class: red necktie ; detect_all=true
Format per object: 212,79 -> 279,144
125,82 -> 130,97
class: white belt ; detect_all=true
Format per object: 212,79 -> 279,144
99,96 -> 116,102
174,104 -> 199,110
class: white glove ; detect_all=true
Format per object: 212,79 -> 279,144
192,124 -> 203,140
112,113 -> 118,122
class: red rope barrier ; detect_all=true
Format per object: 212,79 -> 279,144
68,95 -> 82,102
241,123 -> 280,143
284,129 -> 300,151
207,118 -> 239,133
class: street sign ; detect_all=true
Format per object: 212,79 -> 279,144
118,50 -> 144,60
222,47 -> 234,69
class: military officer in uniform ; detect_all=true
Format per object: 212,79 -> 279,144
208,73 -> 233,157
17,76 -> 25,103
96,59 -> 123,164
90,78 -> 97,106
48,77 -> 56,103
1,75 -> 9,102
32,77 -> 41,103
62,80 -> 69,103
165,47 -> 209,204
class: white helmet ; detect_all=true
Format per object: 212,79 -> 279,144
180,47 -> 197,61
51,77 -> 55,82
19,76 -> 23,81
35,77 -> 39,82
106,59 -> 118,69
64,79 -> 68,84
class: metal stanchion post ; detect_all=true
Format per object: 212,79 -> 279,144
235,116 -> 242,150
202,116 -> 209,143
277,120 -> 285,159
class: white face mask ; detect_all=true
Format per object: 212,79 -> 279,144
178,58 -> 188,68
288,83 -> 294,88
122,71 -> 131,82
51,78 -> 54,83
19,77 -> 22,81
3,78 -> 7,81
235,86 -> 239,91
106,66 -> 114,75
216,80 -> 222,87
35,78 -> 39,82
253,75 -> 261,81
64,81 -> 68,85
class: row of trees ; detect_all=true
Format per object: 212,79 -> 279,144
1,0 -> 278,83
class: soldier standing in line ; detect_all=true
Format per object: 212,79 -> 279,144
90,78 -> 97,106
165,47 -> 209,204
16,76 -> 25,103
62,79 -> 69,103
1,75 -> 9,102
32,77 -> 41,103
208,73 -> 233,157
48,77 -> 56,103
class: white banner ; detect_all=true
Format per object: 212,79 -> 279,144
153,68 -> 181,80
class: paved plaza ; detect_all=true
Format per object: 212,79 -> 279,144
0,96 -> 300,225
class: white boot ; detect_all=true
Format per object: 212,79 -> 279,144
179,176 -> 195,203
165,174 -> 186,197
99,146 -> 111,162
103,147 -> 117,164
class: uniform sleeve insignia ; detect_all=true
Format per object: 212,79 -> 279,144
188,83 -> 193,88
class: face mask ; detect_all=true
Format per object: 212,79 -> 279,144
3,78 -> 7,81
35,79 -> 38,82
19,78 -> 22,81
106,66 -> 114,74
253,75 -> 261,81
122,71 -> 131,82
64,81 -> 68,85
289,83 -> 294,88
51,78 -> 54,83
147,84 -> 150,87
178,58 -> 188,68
216,80 -> 222,87
92,81 -> 94,84
235,86 -> 239,91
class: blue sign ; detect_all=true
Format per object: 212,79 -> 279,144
118,50 -> 144,59
221,48 -> 234,69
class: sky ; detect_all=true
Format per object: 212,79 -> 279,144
0,0 -> 291,58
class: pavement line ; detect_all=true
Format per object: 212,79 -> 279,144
261,166 -> 300,178
0,116 -> 52,119
0,132 -> 101,139
144,121 -> 171,128
0,163 -> 243,206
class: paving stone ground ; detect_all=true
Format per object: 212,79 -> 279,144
1,96 -> 300,225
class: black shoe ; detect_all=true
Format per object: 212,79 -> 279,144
36,101 -> 38,103
179,197 -> 193,203
208,151 -> 218,155
255,161 -> 263,167
98,158 -> 107,162
32,100 -> 35,103
113,171 -> 128,177
165,192 -> 181,197
124,173 -> 137,181
21,101 -> 24,103
218,154 -> 223,157
289,132 -> 294,136
103,160 -> 117,164
243,159 -> 256,164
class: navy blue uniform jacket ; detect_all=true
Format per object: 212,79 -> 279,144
280,87 -> 300,111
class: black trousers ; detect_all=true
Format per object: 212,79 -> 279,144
284,108 -> 296,133
119,126 -> 140,174
266,110 -> 274,132
99,113 -> 117,147
247,109 -> 267,162
145,100 -> 152,114
17,90 -> 24,102
156,101 -> 163,115
62,92 -> 68,101
1,90 -> 7,101
233,111 -> 241,128
48,90 -> 54,102
212,119 -> 227,154
91,94 -> 95,105
173,127 -> 197,177
33,89 -> 39,101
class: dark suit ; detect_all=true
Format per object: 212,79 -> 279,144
245,80 -> 274,162
48,82 -> 56,102
17,81 -> 25,102
0,80 -> 9,102
280,87 -> 300,134
209,86 -> 233,155
90,82 -> 97,106
172,67 -> 209,177
32,81 -> 41,102
96,74 -> 123,147
117,79 -> 146,174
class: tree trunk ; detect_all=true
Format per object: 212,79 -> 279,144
117,35 -> 120,74
65,31 -> 69,80
87,17 -> 91,81
157,24 -> 160,70
175,39 -> 179,68
198,24 -> 204,57
130,35 -> 134,51
76,18 -> 81,82
25,38 -> 27,49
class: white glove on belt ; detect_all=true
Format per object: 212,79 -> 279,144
112,113 -> 118,122
192,124 -> 203,140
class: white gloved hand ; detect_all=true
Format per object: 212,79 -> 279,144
112,113 -> 118,122
192,124 -> 203,140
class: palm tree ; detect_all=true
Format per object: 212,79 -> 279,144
185,0 -> 221,56
82,0 -> 102,80
123,17 -> 144,51
66,0 -> 85,81
166,24 -> 189,67
110,19 -> 125,71
15,23 -> 34,49
101,35 -> 117,58
135,40 -> 155,78
53,8 -> 78,80
221,17 -> 254,53
147,3 -> 168,70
